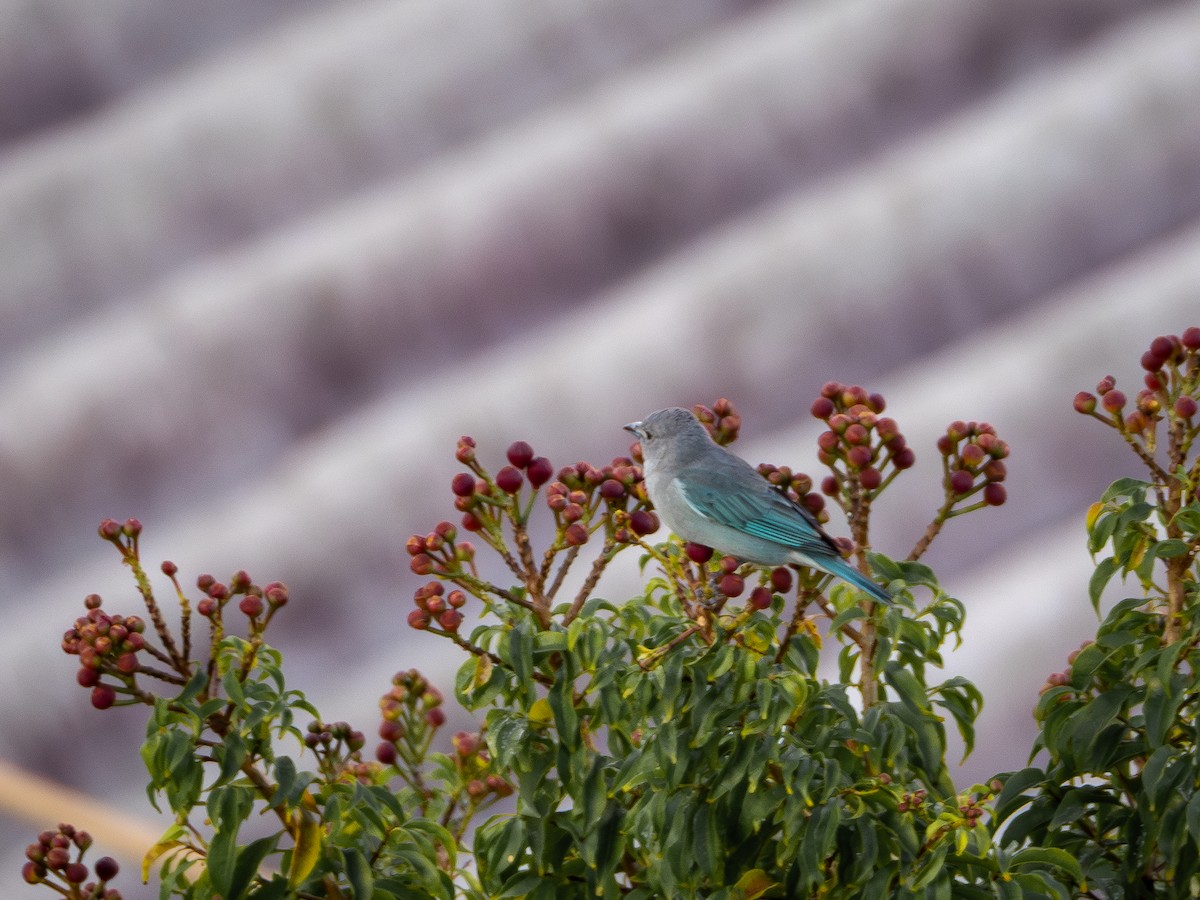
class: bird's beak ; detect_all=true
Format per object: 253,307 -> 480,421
624,421 -> 643,439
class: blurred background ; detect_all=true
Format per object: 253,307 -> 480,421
4,0 -> 1200,893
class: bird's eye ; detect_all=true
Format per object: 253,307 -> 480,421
643,430 -> 652,440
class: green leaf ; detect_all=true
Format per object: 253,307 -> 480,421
344,848 -> 374,899
1088,556 -> 1117,612
1009,846 -> 1085,882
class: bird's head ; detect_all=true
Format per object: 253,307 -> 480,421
624,407 -> 711,464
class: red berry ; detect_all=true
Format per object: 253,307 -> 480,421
526,456 -> 554,488
748,586 -> 772,609
506,440 -> 535,469
94,857 -> 118,882
448,590 -> 466,608
599,479 -> 625,500
685,543 -> 714,564
379,720 -> 404,742
719,556 -> 739,574
821,476 -> 838,496
65,863 -> 88,884
1101,390 -> 1126,413
376,742 -> 398,765
629,510 -> 659,536
407,609 -> 432,630
437,609 -> 464,632
984,483 -> 1007,506
409,554 -> 434,576
718,574 -> 745,597
161,560 -> 178,576
859,467 -> 882,490
115,652 -> 138,674
1073,392 -> 1096,414
949,470 -> 975,495
770,567 -> 793,593
461,512 -> 483,532
1141,350 -> 1165,372
425,708 -> 446,727
239,596 -> 264,618
91,685 -> 116,710
1150,335 -> 1175,361
451,472 -> 475,497
76,667 -> 100,687
564,523 -> 589,546
893,447 -> 916,469
1175,396 -> 1198,419
495,466 -> 523,494
1182,326 -> 1200,350
811,397 -> 834,419
961,443 -> 986,467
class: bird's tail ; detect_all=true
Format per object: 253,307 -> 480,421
822,555 -> 892,604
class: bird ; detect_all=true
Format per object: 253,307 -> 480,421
625,407 -> 891,603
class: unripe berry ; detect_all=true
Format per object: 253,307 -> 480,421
239,596 -> 264,618
984,483 -> 1007,506
91,685 -> 116,710
65,863 -> 88,884
425,708 -> 446,727
1175,396 -> 1198,419
1182,326 -> 1200,350
437,609 -> 463,632
859,467 -> 882,490
1141,350 -> 1165,372
892,447 -> 916,469
376,742 -> 398,765
410,554 -> 434,576
811,397 -> 834,419
564,523 -> 589,545
461,512 -> 483,532
407,609 -> 432,630
748,587 -> 772,609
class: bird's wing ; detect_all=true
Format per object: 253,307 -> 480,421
675,466 -> 839,558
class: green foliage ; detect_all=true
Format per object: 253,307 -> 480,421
32,337 -> 1200,900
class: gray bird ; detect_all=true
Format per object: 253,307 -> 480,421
625,407 -> 891,603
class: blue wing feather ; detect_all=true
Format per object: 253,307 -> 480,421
677,466 -> 891,603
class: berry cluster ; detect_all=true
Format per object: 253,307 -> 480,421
450,730 -> 514,802
1074,328 -> 1200,450
545,457 -> 658,546
303,719 -> 371,782
375,670 -> 447,767
408,579 -> 468,633
811,382 -> 915,497
190,568 -> 289,624
936,421 -> 1009,508
62,595 -> 147,710
23,825 -> 120,898
758,463 -> 829,524
692,398 -> 742,446
682,543 -> 792,610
